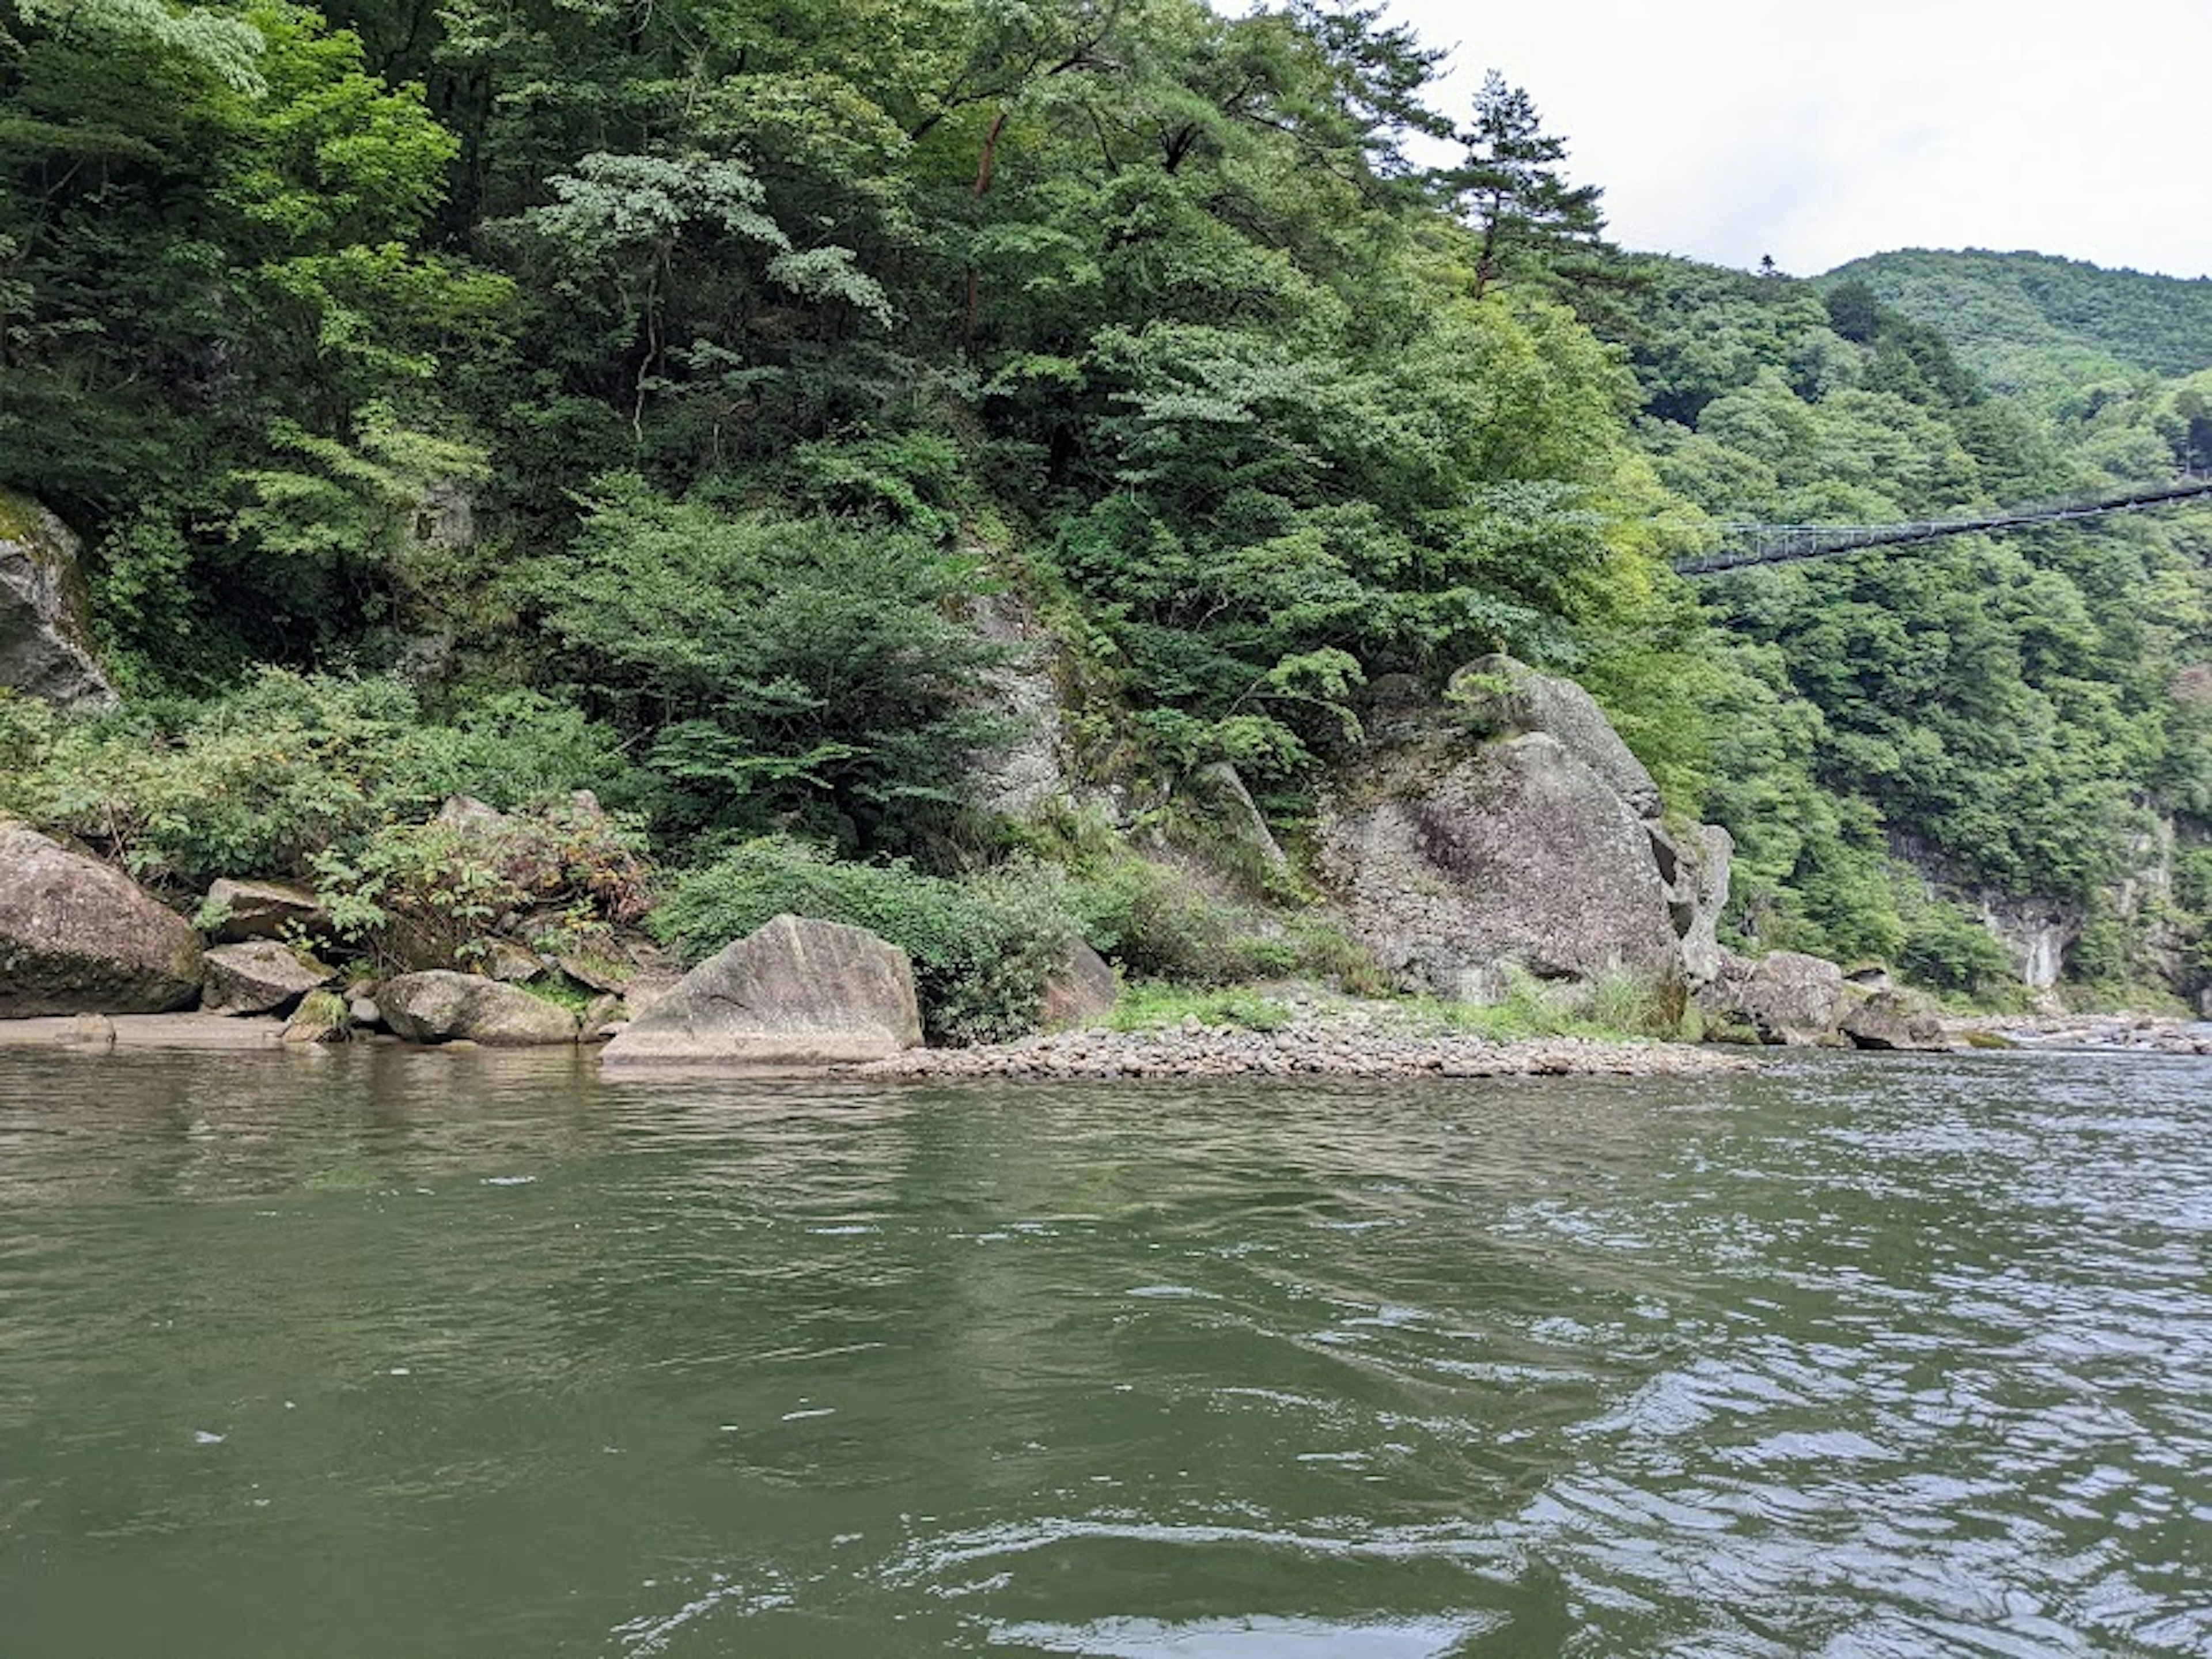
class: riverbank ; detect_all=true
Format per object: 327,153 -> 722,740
850,1021 -> 1756,1082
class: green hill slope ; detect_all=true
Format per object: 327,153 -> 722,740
1823,249 -> 2212,397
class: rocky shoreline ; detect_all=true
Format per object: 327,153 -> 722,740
849,1021 -> 1756,1082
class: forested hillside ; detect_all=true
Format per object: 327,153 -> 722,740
1827,248 -> 2212,402
2,0 -> 2207,1020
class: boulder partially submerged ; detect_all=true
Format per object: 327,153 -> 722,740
601,914 -> 921,1067
380,971 -> 578,1046
1698,949 -> 1847,1047
0,825 -> 202,1016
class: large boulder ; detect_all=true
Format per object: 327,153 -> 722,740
0,825 -> 203,1016
1839,987 -> 1949,1052
200,941 -> 334,1016
1317,730 -> 1683,999
204,877 -> 329,943
1698,949 -> 1846,1046
380,971 -> 578,1046
1448,655 -> 1660,819
601,915 -> 922,1067
0,490 -> 113,711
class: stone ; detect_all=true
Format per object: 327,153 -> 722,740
349,997 -> 383,1029
380,971 -> 578,1047
1697,949 -> 1846,1047
601,915 -> 922,1067
0,489 -> 113,711
1318,731 -> 1683,999
200,941 -> 334,1016
204,878 -> 329,944
0,825 -> 203,1016
579,993 -> 624,1041
1839,987 -> 1949,1052
1448,654 -> 1660,819
476,940 -> 545,983
1040,940 -> 1119,1031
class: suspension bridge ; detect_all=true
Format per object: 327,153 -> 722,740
1673,473 -> 2212,576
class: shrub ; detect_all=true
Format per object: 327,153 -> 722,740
654,837 -> 1082,1044
3,668 -> 645,895
525,478 -> 1011,849
312,798 -> 652,972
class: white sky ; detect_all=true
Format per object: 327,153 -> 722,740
1382,0 -> 2212,279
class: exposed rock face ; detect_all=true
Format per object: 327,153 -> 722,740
0,490 -> 113,711
380,971 -> 578,1046
1975,893 -> 2078,991
1448,655 -> 1661,819
965,594 -> 1071,819
1698,949 -> 1846,1046
0,825 -> 202,1016
205,877 -> 328,943
1839,987 -> 1948,1051
601,915 -> 922,1067
1040,940 -> 1119,1031
1317,658 -> 1735,1005
200,941 -> 334,1016
1661,822 -> 1734,990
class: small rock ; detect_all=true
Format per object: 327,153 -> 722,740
204,878 -> 328,944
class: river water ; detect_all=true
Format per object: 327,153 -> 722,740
1,1048 -> 2207,1657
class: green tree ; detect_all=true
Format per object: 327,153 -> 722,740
1439,71 -> 1607,298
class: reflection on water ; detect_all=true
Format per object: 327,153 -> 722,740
1,1047 -> 2209,1656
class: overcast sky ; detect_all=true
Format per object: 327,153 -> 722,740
1382,0 -> 2211,279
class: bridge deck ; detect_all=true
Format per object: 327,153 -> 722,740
1673,474 -> 2212,575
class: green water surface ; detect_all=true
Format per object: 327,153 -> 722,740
2,1047 -> 2207,1657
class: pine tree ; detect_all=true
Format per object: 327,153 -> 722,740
1441,71 -> 1607,297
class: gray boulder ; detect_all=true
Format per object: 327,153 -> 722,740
1449,654 -> 1660,819
1698,949 -> 1846,1046
0,825 -> 203,1016
1839,987 -> 1949,1052
380,971 -> 578,1046
201,941 -> 334,1016
601,915 -> 922,1067
1041,940 -> 1119,1031
0,490 -> 113,711
1317,730 -> 1683,999
204,877 -> 329,943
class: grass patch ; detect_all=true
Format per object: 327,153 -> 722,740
1107,983 -> 1297,1033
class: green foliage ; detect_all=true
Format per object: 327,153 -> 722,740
0,667 -> 644,892
1438,72 -> 1608,298
1107,984 -> 1297,1033
310,797 -> 651,971
525,476 -> 1008,847
1826,248 -> 2212,393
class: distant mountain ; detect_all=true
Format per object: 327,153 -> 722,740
1821,249 -> 2212,397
